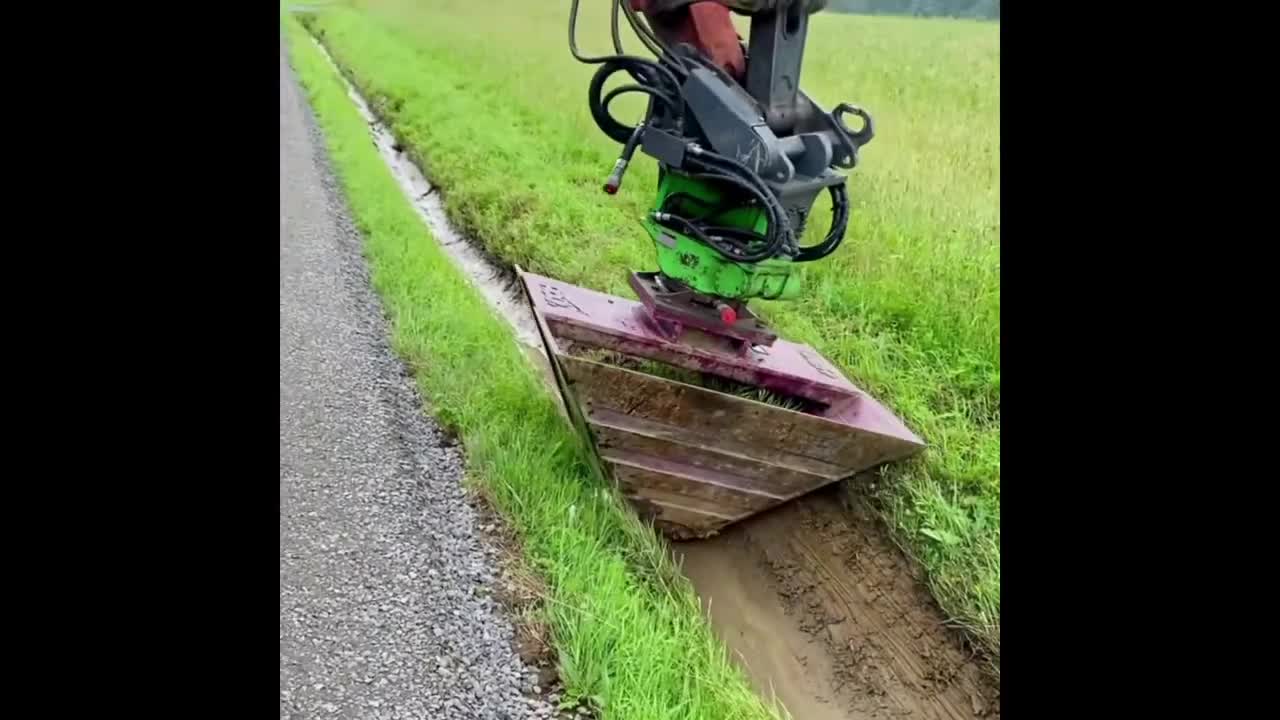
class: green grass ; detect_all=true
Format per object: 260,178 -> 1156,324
283,16 -> 788,720
296,0 -> 999,663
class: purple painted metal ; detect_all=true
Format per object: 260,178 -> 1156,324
525,269 -> 886,414
628,271 -> 778,347
518,268 -> 926,539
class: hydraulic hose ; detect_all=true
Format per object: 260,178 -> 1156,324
572,0 -> 816,266
795,183 -> 850,262
589,60 -> 681,144
572,0 -> 686,144
685,146 -> 796,259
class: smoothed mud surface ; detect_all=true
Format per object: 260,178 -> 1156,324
677,486 -> 999,720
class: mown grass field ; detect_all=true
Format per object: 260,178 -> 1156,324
298,0 -> 1000,660
284,15 -> 789,720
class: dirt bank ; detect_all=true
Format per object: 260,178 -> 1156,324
677,485 -> 999,720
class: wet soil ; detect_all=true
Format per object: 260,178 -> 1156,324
677,486 -> 999,720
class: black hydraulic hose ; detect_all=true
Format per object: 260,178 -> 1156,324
693,153 -> 781,215
795,183 -> 850,262
621,1 -> 686,70
603,83 -> 678,117
703,225 -> 771,249
568,0 -> 613,64
660,168 -> 786,263
572,0 -> 685,144
570,0 -> 683,84
686,149 -> 795,257
590,61 -> 676,144
661,191 -> 740,222
688,149 -> 783,214
571,0 -> 800,265
582,53 -> 794,263
610,0 -> 624,54
604,125 -> 646,194
651,212 -> 763,263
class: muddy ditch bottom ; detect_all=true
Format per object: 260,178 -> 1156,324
303,26 -> 999,720
675,485 -> 998,719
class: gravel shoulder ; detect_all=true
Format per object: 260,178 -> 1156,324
279,39 -> 553,720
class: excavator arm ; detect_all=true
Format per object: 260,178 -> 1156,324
630,0 -> 833,131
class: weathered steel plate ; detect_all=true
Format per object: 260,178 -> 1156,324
518,269 -> 926,539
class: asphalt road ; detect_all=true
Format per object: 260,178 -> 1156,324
279,40 -> 553,720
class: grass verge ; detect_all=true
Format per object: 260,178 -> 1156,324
282,15 -> 786,720
296,0 -> 1000,663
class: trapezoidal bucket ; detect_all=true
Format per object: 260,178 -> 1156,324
518,268 -> 926,540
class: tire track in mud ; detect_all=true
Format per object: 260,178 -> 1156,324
678,486 -> 999,719
303,26 -> 999,719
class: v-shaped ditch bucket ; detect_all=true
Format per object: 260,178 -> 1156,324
518,269 -> 926,540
